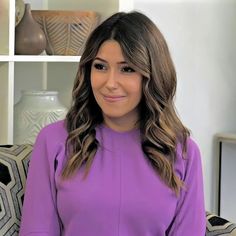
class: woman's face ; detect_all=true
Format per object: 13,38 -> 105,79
91,40 -> 143,129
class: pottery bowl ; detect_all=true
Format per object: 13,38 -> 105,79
32,10 -> 100,56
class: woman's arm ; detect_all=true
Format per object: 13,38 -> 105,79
19,127 -> 61,236
167,139 -> 206,236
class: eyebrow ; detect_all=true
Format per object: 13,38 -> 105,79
94,57 -> 128,65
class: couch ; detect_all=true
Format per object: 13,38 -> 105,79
1,144 -> 236,235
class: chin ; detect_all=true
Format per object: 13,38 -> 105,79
103,112 -> 124,119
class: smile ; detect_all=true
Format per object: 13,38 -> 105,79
103,95 -> 126,102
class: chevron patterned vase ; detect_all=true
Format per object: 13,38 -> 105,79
31,10 -> 100,55
14,90 -> 68,145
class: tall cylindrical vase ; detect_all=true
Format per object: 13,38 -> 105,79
14,90 -> 68,144
15,3 -> 46,55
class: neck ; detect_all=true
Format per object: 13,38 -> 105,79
103,116 -> 139,132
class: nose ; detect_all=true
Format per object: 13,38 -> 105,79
105,70 -> 118,90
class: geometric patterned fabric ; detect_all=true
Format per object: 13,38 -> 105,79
0,145 -> 32,236
206,212 -> 236,236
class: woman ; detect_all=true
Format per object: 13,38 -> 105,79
19,11 -> 206,236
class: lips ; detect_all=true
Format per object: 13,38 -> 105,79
103,94 -> 126,102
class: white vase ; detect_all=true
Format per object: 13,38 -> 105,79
14,90 -> 68,144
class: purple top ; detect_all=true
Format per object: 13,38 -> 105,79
19,120 -> 206,236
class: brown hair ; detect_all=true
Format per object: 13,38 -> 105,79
63,11 -> 190,195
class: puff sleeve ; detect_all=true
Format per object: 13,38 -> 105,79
19,126 -> 62,236
167,139 -> 206,236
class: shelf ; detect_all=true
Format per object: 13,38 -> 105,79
0,55 -> 81,62
1,0 -> 134,145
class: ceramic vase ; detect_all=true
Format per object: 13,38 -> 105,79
31,10 -> 99,55
15,3 -> 46,55
14,90 -> 68,144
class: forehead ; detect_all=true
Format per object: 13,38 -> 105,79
95,40 -> 125,61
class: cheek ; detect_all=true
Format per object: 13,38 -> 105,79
91,72 -> 100,91
126,79 -> 143,98
91,71 -> 107,91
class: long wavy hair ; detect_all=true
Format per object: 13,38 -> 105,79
63,11 -> 190,195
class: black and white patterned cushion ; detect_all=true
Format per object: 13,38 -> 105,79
0,145 -> 32,236
206,212 -> 236,236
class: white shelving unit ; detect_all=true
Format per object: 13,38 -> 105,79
0,0 -> 134,144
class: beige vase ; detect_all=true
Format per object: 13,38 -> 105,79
14,90 -> 68,144
32,10 -> 100,55
15,3 -> 46,55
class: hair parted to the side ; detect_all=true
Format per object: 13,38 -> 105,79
63,11 -> 190,195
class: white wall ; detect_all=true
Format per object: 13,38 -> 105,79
134,0 -> 236,212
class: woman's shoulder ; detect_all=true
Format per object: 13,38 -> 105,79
175,136 -> 202,179
31,120 -> 68,166
185,137 -> 201,159
40,119 -> 67,132
36,120 -> 68,144
176,136 -> 201,159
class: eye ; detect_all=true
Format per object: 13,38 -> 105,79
93,63 -> 106,71
121,66 -> 135,73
